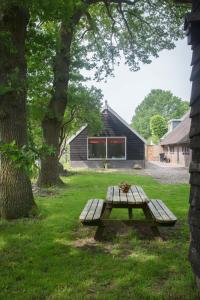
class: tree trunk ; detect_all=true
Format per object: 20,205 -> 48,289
0,6 -> 36,219
38,14 -> 81,187
38,118 -> 63,186
187,0 -> 200,292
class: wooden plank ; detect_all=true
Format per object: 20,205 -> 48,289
113,186 -> 120,203
126,190 -> 135,204
106,186 -> 114,202
148,200 -> 177,224
119,187 -> 129,203
129,186 -> 137,203
93,200 -> 104,220
79,199 -> 94,221
190,80 -> 200,105
190,61 -> 200,81
156,200 -> 177,221
191,43 -> 200,66
85,199 -> 99,220
130,186 -> 143,203
152,200 -> 169,221
136,186 -> 149,202
148,201 -> 162,221
135,186 -> 144,203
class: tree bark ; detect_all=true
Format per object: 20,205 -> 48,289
38,118 -> 63,186
38,14 -> 81,187
0,6 -> 36,219
187,0 -> 200,291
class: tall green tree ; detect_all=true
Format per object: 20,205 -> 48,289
150,114 -> 168,140
0,3 -> 37,219
131,89 -> 189,139
58,84 -> 103,160
0,0 -> 79,218
33,0 -> 186,186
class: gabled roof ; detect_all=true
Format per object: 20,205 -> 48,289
161,111 -> 191,146
103,103 -> 146,144
67,102 -> 146,144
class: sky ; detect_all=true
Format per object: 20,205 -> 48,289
86,38 -> 192,124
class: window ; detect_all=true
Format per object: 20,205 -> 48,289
169,146 -> 174,154
107,138 -> 126,159
88,137 -> 126,160
182,145 -> 190,155
163,146 -> 168,153
88,138 -> 106,159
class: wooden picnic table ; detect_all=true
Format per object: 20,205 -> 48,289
94,185 -> 158,240
103,185 -> 149,220
80,185 -> 177,241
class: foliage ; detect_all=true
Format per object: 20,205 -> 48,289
27,18 -> 103,157
65,84 -> 103,136
78,0 -> 187,80
0,141 -> 54,178
27,0 -> 188,107
59,84 -> 103,158
150,114 -> 168,141
26,0 -> 188,175
131,89 -> 189,139
0,171 -> 198,299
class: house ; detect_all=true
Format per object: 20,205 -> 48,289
68,102 -> 146,168
160,111 -> 191,167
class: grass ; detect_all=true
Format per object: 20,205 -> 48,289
0,170 -> 198,300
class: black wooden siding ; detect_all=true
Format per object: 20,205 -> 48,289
70,127 -> 88,161
70,109 -> 145,161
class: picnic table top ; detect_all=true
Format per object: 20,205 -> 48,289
106,185 -> 149,205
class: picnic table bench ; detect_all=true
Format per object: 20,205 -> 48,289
79,185 -> 177,240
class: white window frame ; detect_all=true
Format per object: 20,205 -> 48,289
87,136 -> 127,160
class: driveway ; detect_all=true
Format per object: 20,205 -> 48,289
141,161 -> 190,184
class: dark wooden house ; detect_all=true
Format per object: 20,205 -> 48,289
68,102 -> 146,168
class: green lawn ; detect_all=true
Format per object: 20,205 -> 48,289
0,171 -> 198,300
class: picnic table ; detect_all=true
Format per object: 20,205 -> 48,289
80,185 -> 177,240
105,185 -> 149,220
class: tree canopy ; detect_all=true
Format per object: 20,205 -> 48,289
131,89 -> 189,139
0,0 -> 190,216
150,114 -> 168,141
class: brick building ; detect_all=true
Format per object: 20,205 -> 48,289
160,111 -> 191,167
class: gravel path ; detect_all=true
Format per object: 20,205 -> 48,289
139,161 -> 190,184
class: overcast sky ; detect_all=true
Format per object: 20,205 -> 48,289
86,38 -> 192,124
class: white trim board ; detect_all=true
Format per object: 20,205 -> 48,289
87,136 -> 127,160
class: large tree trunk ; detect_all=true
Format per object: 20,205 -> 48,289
38,118 -> 63,186
38,14 -> 81,187
187,0 -> 200,291
0,6 -> 36,219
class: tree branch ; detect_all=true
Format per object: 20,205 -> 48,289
117,3 -> 134,46
86,0 -> 139,5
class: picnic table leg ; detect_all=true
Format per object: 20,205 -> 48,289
94,204 -> 112,241
94,225 -> 105,241
142,206 -> 162,240
128,208 -> 133,219
102,204 -> 112,218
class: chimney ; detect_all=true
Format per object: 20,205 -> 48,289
168,119 -> 182,132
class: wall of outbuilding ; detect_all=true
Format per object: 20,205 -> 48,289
69,109 -> 145,168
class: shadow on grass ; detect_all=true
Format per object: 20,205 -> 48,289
0,171 -> 197,300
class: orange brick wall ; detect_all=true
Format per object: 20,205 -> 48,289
147,145 -> 163,161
